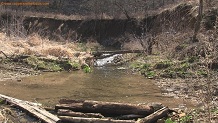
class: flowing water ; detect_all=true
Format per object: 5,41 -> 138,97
0,66 -> 194,108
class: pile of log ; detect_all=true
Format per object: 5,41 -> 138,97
0,94 -> 171,123
0,94 -> 61,123
56,99 -> 170,123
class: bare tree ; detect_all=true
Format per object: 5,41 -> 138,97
193,0 -> 203,42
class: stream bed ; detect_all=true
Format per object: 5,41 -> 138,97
0,67 -> 195,108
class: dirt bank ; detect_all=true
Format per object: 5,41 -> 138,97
0,57 -> 39,82
0,3 -> 195,48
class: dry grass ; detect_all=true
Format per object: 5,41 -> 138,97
0,33 -> 79,58
27,34 -> 42,47
0,32 -> 95,66
42,47 -> 73,58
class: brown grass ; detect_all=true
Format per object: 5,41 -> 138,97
27,34 -> 42,47
42,47 -> 73,58
0,32 -> 77,58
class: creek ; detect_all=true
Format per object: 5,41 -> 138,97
0,65 -> 194,108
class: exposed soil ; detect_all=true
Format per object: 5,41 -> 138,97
0,3 -> 195,48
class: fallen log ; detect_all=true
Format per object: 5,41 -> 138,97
92,50 -> 146,56
58,109 -> 104,118
59,116 -> 135,123
56,100 -> 154,116
116,114 -> 145,120
95,53 -> 116,59
0,94 -> 61,123
136,107 -> 170,123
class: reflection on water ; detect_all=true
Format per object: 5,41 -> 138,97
0,67 -> 193,107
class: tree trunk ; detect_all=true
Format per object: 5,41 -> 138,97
58,109 -> 104,118
92,50 -> 147,57
56,100 -> 154,117
136,107 -> 169,123
59,116 -> 135,123
193,0 -> 203,42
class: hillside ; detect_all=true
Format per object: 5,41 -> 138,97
1,0 -> 182,18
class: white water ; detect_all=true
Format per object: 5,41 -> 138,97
94,54 -> 122,66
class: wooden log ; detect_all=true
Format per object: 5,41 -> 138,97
56,100 -> 154,116
136,107 -> 170,123
0,94 -> 61,123
92,50 -> 146,56
95,53 -> 116,59
58,109 -> 104,118
116,114 -> 145,120
59,116 -> 135,123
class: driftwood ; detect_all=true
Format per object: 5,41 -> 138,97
56,100 -> 154,116
58,109 -> 104,118
0,94 -> 61,123
136,107 -> 170,123
59,116 -> 135,123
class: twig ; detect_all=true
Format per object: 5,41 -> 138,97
0,51 -> 8,58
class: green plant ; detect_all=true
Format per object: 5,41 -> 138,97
140,69 -> 156,78
71,62 -> 80,70
174,62 -> 190,72
179,115 -> 192,123
0,99 -> 5,104
155,60 -> 172,69
197,69 -> 208,77
83,65 -> 92,73
145,71 -> 156,78
161,69 -> 176,78
45,62 -> 62,71
141,63 -> 151,69
25,56 -> 40,67
165,118 -> 177,123
130,62 -> 142,70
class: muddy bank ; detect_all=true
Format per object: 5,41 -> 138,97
0,57 -> 39,82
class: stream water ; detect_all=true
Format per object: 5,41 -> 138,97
0,66 -> 194,108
